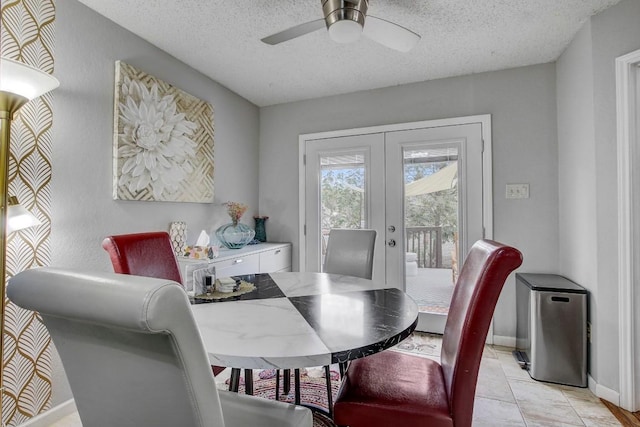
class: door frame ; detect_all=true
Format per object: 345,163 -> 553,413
616,48 -> 640,411
298,114 -> 494,337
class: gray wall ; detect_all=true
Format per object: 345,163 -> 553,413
259,63 -> 559,341
50,0 -> 260,404
556,22 -> 599,380
557,0 -> 640,393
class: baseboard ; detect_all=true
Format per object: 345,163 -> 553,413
492,335 -> 516,348
17,399 -> 76,427
588,374 -> 621,406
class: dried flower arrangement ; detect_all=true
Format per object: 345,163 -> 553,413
225,201 -> 248,225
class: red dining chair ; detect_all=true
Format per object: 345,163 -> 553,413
102,231 -> 225,377
333,239 -> 523,427
102,232 -> 182,282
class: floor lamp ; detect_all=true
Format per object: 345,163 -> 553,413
0,57 -> 59,423
7,197 -> 42,234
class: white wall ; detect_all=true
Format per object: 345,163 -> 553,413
50,0 -> 260,404
259,63 -> 559,341
557,0 -> 640,394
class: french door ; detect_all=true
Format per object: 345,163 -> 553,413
301,117 -> 490,333
304,134 -> 386,278
385,124 -> 484,332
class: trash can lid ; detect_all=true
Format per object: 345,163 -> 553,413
516,273 -> 587,294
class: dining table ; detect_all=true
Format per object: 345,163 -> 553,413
189,271 -> 419,413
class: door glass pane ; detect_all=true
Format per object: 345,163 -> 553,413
403,146 -> 458,315
319,152 -> 367,269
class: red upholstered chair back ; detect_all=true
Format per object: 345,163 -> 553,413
102,232 -> 183,285
441,239 -> 522,427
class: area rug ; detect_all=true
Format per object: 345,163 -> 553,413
391,331 -> 442,359
224,368 -> 341,427
417,304 -> 449,314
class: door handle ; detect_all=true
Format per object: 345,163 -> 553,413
388,225 -> 396,232
387,239 -> 396,247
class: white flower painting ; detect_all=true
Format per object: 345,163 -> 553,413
113,61 -> 214,202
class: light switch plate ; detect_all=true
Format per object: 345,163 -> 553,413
506,183 -> 529,199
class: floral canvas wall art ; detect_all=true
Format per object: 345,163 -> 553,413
113,61 -> 214,202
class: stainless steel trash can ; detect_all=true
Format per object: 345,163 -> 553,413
514,273 -> 587,387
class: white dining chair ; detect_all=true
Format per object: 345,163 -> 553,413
323,228 -> 377,279
7,267 -> 312,427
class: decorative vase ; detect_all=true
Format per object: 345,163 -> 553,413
254,216 -> 268,242
215,221 -> 255,249
169,221 -> 187,256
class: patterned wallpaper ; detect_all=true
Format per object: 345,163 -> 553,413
0,0 -> 55,425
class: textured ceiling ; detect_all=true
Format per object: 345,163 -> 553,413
76,0 -> 621,107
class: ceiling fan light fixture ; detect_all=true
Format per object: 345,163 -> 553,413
261,0 -> 421,52
323,0 -> 368,44
328,19 -> 363,43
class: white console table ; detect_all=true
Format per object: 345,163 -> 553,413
177,243 -> 291,293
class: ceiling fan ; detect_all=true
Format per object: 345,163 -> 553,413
261,0 -> 421,53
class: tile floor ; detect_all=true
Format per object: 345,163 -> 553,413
47,333 -> 621,427
472,345 -> 619,426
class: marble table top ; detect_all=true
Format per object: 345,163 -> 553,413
190,272 -> 419,370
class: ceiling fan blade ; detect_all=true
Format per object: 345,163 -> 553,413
261,19 -> 326,45
363,16 -> 421,52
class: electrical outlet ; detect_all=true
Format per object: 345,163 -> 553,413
506,183 -> 530,199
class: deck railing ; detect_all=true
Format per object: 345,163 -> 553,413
406,226 -> 443,268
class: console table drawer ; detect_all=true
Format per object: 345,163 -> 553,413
260,245 -> 291,273
214,253 -> 260,276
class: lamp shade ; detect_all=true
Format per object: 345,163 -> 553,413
0,57 -> 60,100
7,197 -> 41,234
